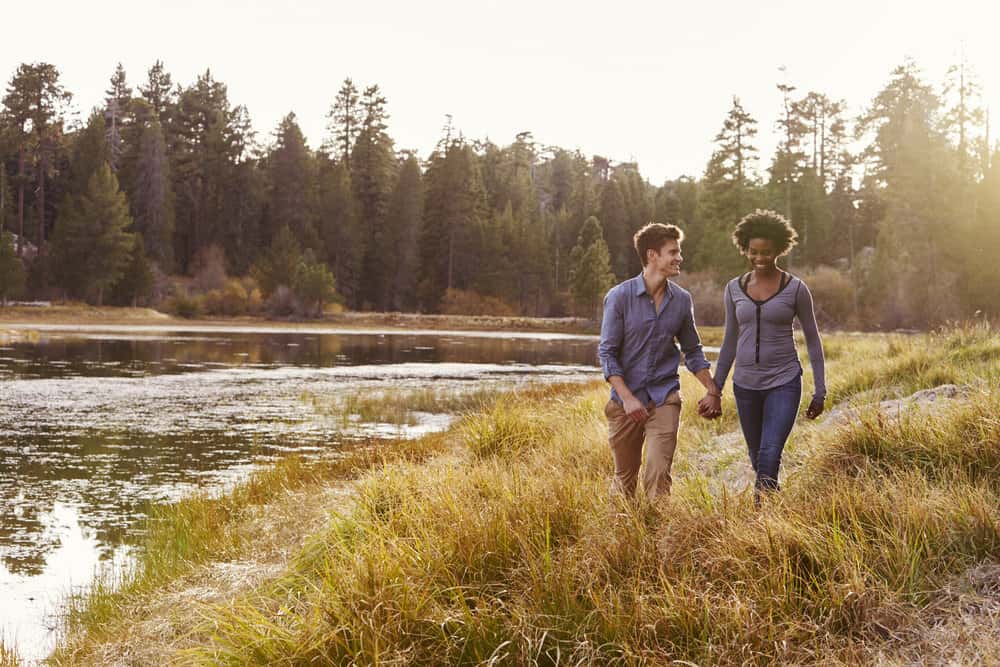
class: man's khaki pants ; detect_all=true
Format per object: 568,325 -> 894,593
604,391 -> 682,502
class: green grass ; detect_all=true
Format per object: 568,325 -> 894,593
52,325 -> 1000,665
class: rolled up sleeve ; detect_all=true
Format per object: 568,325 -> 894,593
598,288 -> 626,380
677,297 -> 710,375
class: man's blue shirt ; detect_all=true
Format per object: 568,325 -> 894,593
598,274 -> 710,406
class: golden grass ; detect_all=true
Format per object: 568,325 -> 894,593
305,385 -> 510,426
51,324 -> 1000,665
0,642 -> 19,667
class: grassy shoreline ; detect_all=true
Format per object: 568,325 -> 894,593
47,325 -> 1000,665
0,304 -> 600,335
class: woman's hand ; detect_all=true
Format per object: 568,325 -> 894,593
805,396 -> 825,420
698,393 -> 722,419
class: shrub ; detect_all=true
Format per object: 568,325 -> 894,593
797,265 -> 856,328
213,278 -> 262,316
266,285 -> 300,318
440,288 -> 518,316
167,292 -> 204,319
293,260 -> 338,317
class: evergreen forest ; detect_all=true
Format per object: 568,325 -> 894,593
1,58 -> 997,329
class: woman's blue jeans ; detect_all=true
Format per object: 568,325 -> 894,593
732,374 -> 801,492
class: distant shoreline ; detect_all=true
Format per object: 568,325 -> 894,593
0,304 -> 601,336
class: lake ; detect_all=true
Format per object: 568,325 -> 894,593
0,324 -> 601,663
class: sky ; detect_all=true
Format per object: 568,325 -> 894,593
4,0 -> 1000,184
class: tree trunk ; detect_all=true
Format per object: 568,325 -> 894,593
16,148 -> 25,253
447,226 -> 454,291
37,150 -> 47,288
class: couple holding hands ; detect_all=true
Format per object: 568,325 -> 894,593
599,210 -> 826,503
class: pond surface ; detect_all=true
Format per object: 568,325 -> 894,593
0,325 -> 601,663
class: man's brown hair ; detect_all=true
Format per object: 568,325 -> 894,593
634,223 -> 684,266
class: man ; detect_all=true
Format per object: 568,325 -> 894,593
598,222 -> 720,502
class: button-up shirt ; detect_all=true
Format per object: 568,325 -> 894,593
598,274 -> 710,406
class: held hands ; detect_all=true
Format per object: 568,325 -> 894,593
698,392 -> 722,420
805,396 -> 825,420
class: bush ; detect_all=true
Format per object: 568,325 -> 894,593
266,285 -> 300,318
166,292 -> 205,319
293,260 -> 338,317
202,278 -> 263,317
797,265 -> 856,328
440,288 -> 518,316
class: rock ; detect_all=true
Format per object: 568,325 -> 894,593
823,384 -> 971,426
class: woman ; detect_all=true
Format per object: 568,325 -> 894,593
700,209 -> 826,497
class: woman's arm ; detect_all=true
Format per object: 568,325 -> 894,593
795,280 -> 827,415
712,281 -> 739,393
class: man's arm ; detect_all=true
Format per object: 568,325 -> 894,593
608,375 -> 648,423
676,298 -> 722,419
598,289 -> 647,423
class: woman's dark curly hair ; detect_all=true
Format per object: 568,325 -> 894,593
731,209 -> 799,256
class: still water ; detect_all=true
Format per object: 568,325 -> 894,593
0,324 -> 601,662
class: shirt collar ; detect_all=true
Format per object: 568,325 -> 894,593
633,273 -> 673,298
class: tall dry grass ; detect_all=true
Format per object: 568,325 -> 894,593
52,324 -> 1000,665
0,642 -> 19,667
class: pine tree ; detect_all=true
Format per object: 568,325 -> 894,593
50,163 -> 135,305
131,108 -> 175,271
110,238 -> 154,307
251,225 -> 301,296
598,178 -> 630,278
418,136 -> 484,311
66,112 -> 112,198
385,153 -> 423,310
264,112 -> 318,250
170,70 -> 246,272
857,60 -> 958,326
569,216 -> 615,317
293,256 -> 338,317
696,96 -> 763,275
1,62 -> 72,281
324,78 -> 362,168
942,53 -> 985,184
139,60 -> 175,121
318,159 -> 363,308
352,85 -> 397,310
105,63 -> 132,172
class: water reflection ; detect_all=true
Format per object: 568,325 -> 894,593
0,327 -> 600,662
0,328 -> 600,380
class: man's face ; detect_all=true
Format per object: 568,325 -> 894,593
648,239 -> 682,277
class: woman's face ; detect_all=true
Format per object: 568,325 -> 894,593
745,237 -> 778,271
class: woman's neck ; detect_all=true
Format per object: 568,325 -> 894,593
751,264 -> 781,279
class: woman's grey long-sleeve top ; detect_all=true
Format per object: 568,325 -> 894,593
712,273 -> 826,399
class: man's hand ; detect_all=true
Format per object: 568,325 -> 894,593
805,396 -> 825,420
622,394 -> 649,423
698,393 -> 722,419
